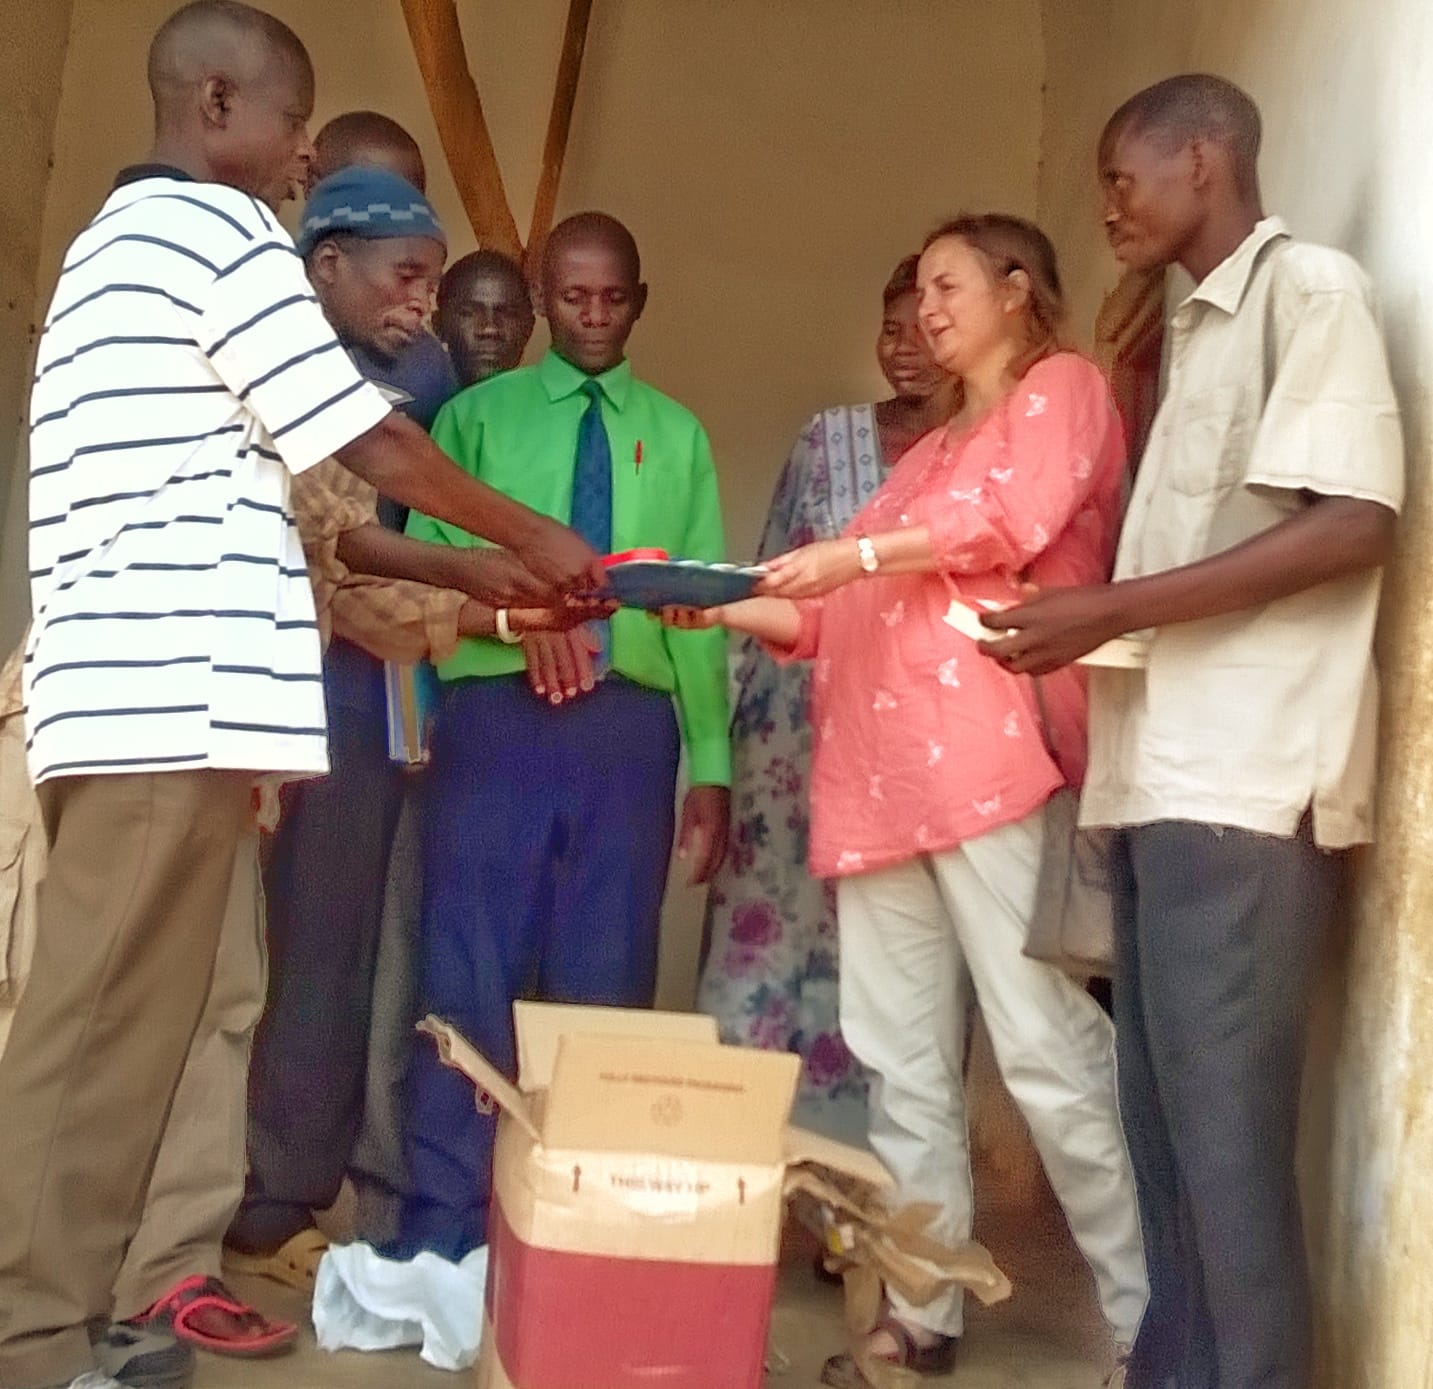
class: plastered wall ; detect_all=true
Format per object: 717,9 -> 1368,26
0,0 -> 76,657
1037,3 -> 1433,1383
14,0 -> 1044,567
3,3 -> 1431,1380
3,0 -> 1045,1004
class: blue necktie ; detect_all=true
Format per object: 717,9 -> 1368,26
570,378 -> 613,552
570,378 -> 613,673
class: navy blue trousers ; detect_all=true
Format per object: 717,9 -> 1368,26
230,642 -> 406,1253
391,675 -> 679,1259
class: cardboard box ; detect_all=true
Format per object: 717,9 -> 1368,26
421,1002 -> 1011,1389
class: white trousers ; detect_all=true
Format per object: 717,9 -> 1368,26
837,807 -> 1147,1341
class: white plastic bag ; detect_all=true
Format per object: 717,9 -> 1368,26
312,1240 -> 488,1372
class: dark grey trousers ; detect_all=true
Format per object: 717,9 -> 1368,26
1113,820 -> 1343,1389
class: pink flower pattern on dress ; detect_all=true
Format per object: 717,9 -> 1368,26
730,899 -> 782,946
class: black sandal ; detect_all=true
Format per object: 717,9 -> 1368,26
819,1315 -> 960,1387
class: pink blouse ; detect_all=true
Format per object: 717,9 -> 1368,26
784,353 -> 1126,878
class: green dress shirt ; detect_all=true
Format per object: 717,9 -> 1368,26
408,349 -> 732,786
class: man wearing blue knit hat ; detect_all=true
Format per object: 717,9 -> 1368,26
224,165 -> 561,1280
297,164 -> 456,432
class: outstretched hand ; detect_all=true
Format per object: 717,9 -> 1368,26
518,515 -> 608,594
453,548 -> 555,607
757,539 -> 862,599
978,583 -> 1126,676
659,605 -> 726,630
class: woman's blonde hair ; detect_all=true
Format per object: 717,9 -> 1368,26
921,213 -> 1067,379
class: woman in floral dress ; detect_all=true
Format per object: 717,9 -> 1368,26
699,256 -> 952,1141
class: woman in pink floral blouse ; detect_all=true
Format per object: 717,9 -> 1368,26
669,215 -> 1147,1386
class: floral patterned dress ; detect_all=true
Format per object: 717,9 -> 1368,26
698,405 -> 891,1141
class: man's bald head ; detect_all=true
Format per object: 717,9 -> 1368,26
313,111 -> 426,193
148,1 -> 311,120
146,1 -> 315,211
539,212 -> 647,374
540,212 -> 641,291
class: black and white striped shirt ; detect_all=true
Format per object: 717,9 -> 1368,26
25,169 -> 390,784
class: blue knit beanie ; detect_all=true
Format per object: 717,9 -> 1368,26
298,167 -> 446,257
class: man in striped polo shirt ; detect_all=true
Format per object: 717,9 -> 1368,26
0,5 -> 600,1388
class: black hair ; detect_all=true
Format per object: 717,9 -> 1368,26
882,254 -> 920,307
438,249 -> 531,314
1103,74 -> 1262,196
314,111 -> 426,192
541,212 -> 641,287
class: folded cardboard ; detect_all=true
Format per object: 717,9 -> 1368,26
420,1002 -> 1008,1389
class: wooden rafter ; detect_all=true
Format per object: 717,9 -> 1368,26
398,0 -> 523,260
398,0 -> 594,268
527,0 -> 594,261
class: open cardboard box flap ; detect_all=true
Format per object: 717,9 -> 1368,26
418,1015 -> 541,1145
513,999 -> 717,1091
424,1005 -> 890,1179
784,1124 -> 892,1190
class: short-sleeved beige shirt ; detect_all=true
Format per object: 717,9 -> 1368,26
1081,218 -> 1405,848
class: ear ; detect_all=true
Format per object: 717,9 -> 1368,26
199,75 -> 233,130
1004,268 -> 1032,315
529,276 -> 547,321
1187,138 -> 1211,191
631,281 -> 649,322
308,240 -> 342,288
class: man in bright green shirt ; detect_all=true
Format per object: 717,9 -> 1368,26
410,338 -> 730,785
391,213 -> 731,1260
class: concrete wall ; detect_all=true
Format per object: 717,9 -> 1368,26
4,0 -> 1045,1005
1037,3 -> 1433,1383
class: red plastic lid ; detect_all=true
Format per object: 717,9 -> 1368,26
602,548 -> 669,567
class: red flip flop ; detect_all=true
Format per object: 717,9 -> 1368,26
129,1274 -> 298,1359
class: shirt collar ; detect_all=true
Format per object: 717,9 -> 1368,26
1184,216 -> 1290,316
537,349 -> 633,411
112,163 -> 196,190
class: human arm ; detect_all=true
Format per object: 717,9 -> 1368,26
334,411 -> 603,594
656,427 -> 732,881
336,524 -> 552,606
664,597 -> 804,650
753,417 -> 821,561
981,496 -> 1396,674
761,357 -> 1118,600
196,226 -> 601,596
987,277 -> 1405,674
758,526 -> 938,597
660,426 -> 733,790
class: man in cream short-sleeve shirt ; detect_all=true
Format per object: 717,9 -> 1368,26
988,76 -> 1403,1389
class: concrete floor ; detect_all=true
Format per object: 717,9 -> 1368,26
203,1149 -> 1115,1388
